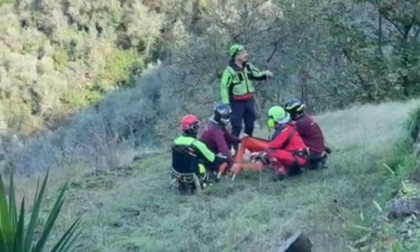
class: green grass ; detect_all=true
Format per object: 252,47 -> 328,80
351,104 -> 420,252
23,99 -> 420,251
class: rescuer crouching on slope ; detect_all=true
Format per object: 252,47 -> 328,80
171,115 -> 228,192
199,104 -> 245,175
284,98 -> 332,170
253,106 -> 310,181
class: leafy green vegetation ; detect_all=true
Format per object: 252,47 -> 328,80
1,0 -> 420,139
0,170 -> 82,251
1,0 -> 420,251
343,105 -> 420,251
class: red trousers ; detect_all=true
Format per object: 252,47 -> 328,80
267,150 -> 309,175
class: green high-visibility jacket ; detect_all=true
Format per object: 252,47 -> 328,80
172,135 -> 216,163
220,60 -> 269,104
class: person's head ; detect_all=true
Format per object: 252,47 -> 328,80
284,98 -> 305,120
181,114 -> 200,137
267,105 -> 290,130
229,44 -> 249,63
213,104 -> 232,125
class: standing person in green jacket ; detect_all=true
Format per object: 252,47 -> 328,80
220,44 -> 273,152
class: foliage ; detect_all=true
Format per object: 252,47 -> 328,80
0,0 -> 163,136
346,104 -> 420,251
0,0 -> 419,146
0,170 -> 82,251
403,106 -> 420,144
1,0 -> 419,138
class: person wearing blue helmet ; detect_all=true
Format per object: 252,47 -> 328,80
199,104 -> 244,173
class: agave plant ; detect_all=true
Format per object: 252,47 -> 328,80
0,169 -> 82,252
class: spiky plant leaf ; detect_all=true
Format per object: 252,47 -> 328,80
0,170 -> 83,252
14,199 -> 25,252
0,173 -> 14,252
22,170 -> 49,252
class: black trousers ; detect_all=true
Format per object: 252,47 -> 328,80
229,97 -> 256,151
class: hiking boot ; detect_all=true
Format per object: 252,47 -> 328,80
208,171 -> 219,183
273,166 -> 287,181
309,154 -> 328,170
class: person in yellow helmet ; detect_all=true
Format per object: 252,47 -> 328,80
220,44 -> 273,152
254,106 -> 309,180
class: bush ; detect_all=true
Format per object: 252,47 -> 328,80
11,66 -> 165,176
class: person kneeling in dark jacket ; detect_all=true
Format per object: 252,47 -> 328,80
199,104 -> 244,175
284,98 -> 332,170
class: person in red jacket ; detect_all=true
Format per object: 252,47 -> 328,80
199,104 -> 243,174
255,105 -> 310,180
284,98 -> 331,170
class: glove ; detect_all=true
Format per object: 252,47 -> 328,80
216,153 -> 227,158
325,146 -> 332,154
239,133 -> 248,141
250,151 -> 269,164
265,70 -> 273,78
215,153 -> 228,162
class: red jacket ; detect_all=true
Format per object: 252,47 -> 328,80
293,113 -> 327,156
266,123 -> 307,152
199,120 -> 241,166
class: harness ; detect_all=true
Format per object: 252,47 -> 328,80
271,127 -> 310,160
171,144 -> 209,186
171,168 -> 195,183
171,143 -> 199,173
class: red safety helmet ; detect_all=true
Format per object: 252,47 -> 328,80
181,114 -> 199,134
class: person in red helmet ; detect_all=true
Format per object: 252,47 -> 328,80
253,106 -> 309,180
284,98 -> 331,170
199,104 -> 244,174
171,114 -> 227,190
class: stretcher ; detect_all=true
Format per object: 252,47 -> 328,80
230,136 -> 272,181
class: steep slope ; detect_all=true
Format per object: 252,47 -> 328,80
33,99 -> 420,251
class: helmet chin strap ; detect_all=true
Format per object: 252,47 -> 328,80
278,117 -> 290,124
267,116 -> 290,140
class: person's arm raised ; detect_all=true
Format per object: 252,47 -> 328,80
247,63 -> 273,81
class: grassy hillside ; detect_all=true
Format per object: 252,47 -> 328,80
20,99 -> 418,252
2,0 -> 420,250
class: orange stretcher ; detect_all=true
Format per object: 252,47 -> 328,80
229,136 -> 271,181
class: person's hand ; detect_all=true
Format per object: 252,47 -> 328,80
265,70 -> 273,78
249,151 -> 261,159
239,133 -> 248,141
249,151 -> 268,163
325,146 -> 332,154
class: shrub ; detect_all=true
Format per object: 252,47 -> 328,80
0,170 -> 82,251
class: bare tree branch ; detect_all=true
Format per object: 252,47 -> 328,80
414,27 -> 420,39
380,11 -> 404,36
